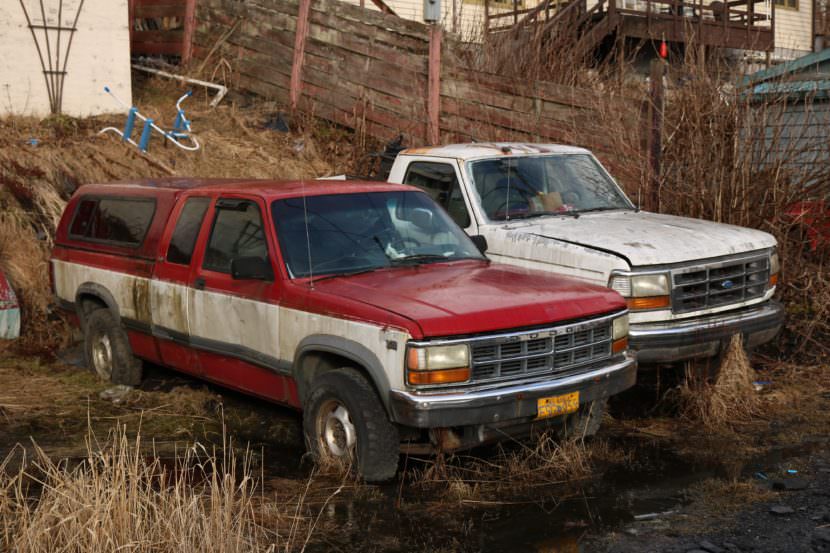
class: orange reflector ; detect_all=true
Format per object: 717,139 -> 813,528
612,337 -> 628,354
626,295 -> 670,310
408,367 -> 470,386
769,273 -> 779,287
406,348 -> 420,370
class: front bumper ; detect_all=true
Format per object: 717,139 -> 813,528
629,300 -> 784,363
388,353 -> 637,428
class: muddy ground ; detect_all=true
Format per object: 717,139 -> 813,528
2,342 -> 828,552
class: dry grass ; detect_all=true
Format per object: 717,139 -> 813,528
679,335 -> 762,428
411,432 -> 624,502
0,425 -> 270,552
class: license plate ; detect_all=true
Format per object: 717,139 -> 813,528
536,391 -> 580,420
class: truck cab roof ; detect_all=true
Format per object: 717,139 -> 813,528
399,143 -> 591,161
78,178 -> 413,200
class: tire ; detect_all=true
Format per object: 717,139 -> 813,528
561,399 -> 607,440
303,368 -> 399,482
83,308 -> 143,386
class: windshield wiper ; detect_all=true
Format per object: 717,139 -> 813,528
389,254 -> 453,266
573,206 -> 627,214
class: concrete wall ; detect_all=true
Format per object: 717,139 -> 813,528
0,0 -> 132,118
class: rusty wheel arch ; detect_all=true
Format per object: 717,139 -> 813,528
293,342 -> 392,415
75,282 -> 120,328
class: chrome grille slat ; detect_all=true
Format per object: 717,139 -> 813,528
671,253 -> 770,314
470,321 -> 613,384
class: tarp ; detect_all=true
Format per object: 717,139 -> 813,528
0,270 -> 20,340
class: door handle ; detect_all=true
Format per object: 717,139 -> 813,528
194,277 -> 206,290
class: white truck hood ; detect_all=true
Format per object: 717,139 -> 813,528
501,210 -> 776,267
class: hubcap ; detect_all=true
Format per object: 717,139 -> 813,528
91,333 -> 113,379
318,400 -> 356,459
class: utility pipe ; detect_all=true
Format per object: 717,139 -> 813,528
131,64 -> 228,108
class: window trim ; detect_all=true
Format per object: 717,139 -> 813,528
402,160 -> 472,229
165,196 -> 212,266
201,198 -> 272,276
67,195 -> 157,249
773,0 -> 798,10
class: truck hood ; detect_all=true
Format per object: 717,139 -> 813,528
311,260 -> 625,339
502,210 -> 776,267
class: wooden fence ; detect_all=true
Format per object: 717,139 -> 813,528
192,0 -> 642,185
129,0 -> 197,63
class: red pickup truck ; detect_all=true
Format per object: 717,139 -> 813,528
51,178 -> 635,481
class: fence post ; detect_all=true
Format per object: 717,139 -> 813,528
181,0 -> 197,65
644,59 -> 665,211
428,24 -> 442,145
290,0 -> 313,111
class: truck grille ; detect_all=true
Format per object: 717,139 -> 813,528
469,318 -> 613,383
671,253 -> 770,314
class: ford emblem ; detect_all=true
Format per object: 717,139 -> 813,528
721,279 -> 734,289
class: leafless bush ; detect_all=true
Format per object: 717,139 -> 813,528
679,334 -> 762,428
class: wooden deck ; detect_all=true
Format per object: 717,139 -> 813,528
486,0 -> 775,53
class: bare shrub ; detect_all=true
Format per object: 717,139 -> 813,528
680,335 -> 762,428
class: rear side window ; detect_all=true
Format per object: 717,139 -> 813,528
203,200 -> 269,273
69,197 -> 156,247
403,162 -> 471,228
167,197 -> 211,265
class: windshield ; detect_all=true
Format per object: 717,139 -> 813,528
271,191 -> 485,279
467,154 -> 633,221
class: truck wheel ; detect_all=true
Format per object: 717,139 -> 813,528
303,368 -> 399,482
561,399 -> 607,440
83,308 -> 143,386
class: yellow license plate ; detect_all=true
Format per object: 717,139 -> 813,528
536,391 -> 580,420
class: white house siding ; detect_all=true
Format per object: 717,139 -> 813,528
0,0 -> 132,117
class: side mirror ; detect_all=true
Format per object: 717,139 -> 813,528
231,256 -> 274,281
469,235 -> 488,254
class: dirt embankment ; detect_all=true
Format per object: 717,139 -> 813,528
0,77 -> 356,353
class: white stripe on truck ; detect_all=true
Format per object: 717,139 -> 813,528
52,259 -> 410,390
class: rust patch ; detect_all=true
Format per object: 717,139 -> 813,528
132,279 -> 152,324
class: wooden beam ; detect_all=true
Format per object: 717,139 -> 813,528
428,24 -> 442,145
371,0 -> 398,16
181,0 -> 197,64
290,0 -> 312,110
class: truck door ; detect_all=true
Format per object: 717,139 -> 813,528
400,160 -> 479,235
151,195 -> 213,375
186,196 -> 292,402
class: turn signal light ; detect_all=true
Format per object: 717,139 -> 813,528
769,273 -> 779,287
612,337 -> 628,354
626,295 -> 670,310
407,367 -> 470,385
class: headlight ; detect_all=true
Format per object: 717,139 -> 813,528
609,273 -> 671,310
770,249 -> 780,288
612,314 -> 629,354
612,314 -> 629,340
406,344 -> 471,385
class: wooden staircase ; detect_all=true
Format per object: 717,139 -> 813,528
487,0 -> 621,64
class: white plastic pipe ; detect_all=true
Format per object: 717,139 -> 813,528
132,64 -> 228,108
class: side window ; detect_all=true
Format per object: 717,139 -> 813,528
403,162 -> 471,228
69,199 -> 97,237
203,200 -> 269,274
167,197 -> 211,265
69,197 -> 155,247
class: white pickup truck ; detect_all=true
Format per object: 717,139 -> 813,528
382,143 -> 784,365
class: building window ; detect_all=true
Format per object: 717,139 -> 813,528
774,0 -> 798,10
